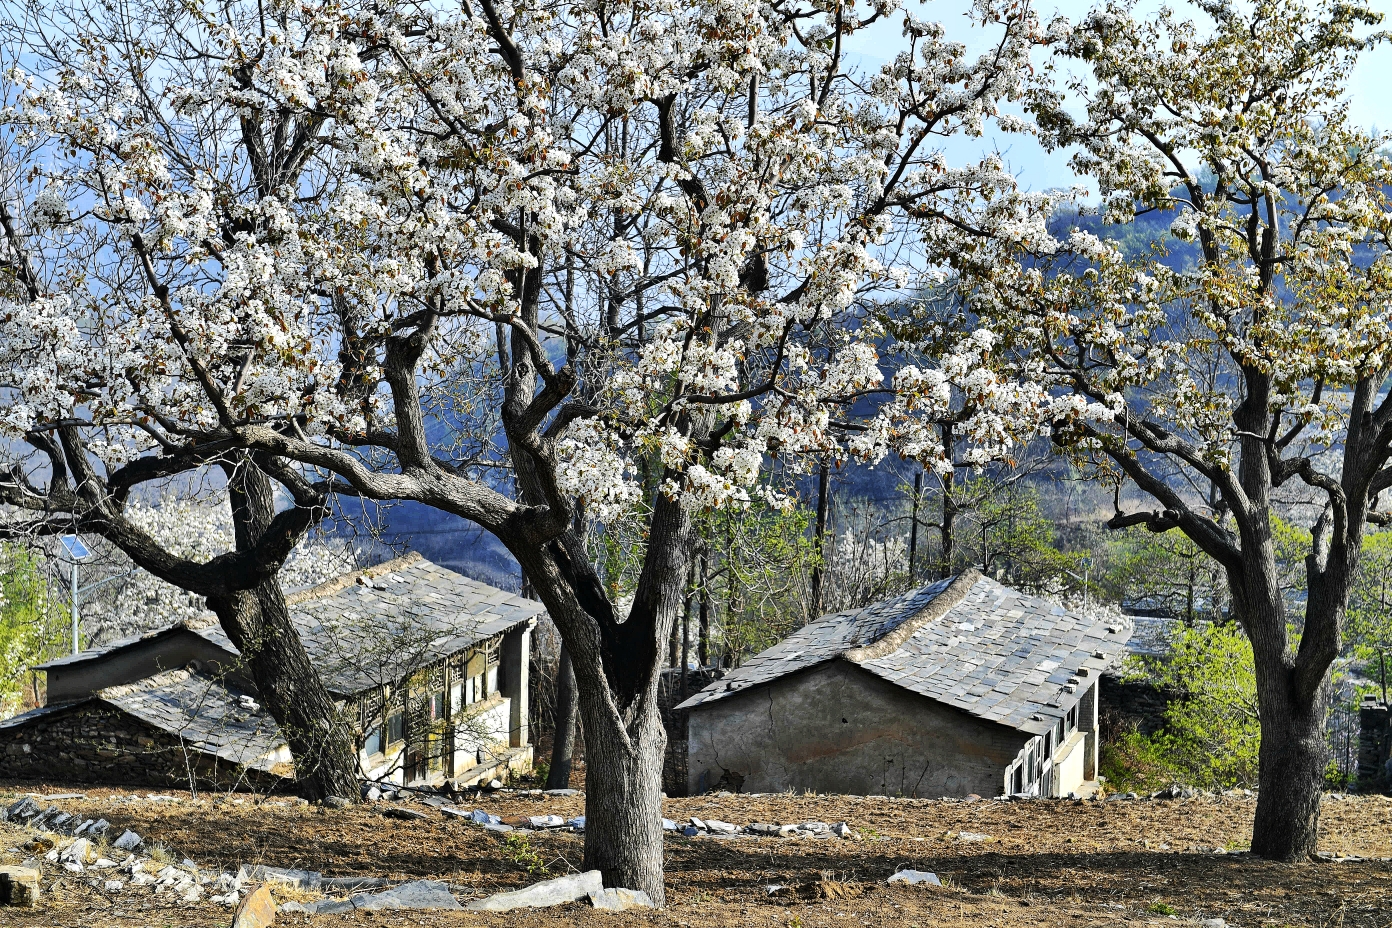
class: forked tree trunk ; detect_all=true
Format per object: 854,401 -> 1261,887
580,692 -> 667,901
210,583 -> 360,802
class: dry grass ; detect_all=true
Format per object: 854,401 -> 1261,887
1,785 -> 1390,928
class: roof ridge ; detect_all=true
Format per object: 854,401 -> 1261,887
843,569 -> 981,664
284,551 -> 425,605
97,667 -> 195,700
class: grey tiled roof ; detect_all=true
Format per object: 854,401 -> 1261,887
41,554 -> 544,697
0,670 -> 284,769
99,670 -> 285,769
677,573 -> 1132,735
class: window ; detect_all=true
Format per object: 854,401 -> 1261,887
431,691 -> 446,721
386,711 -> 404,746
450,683 -> 463,714
486,665 -> 498,696
1012,766 -> 1023,794
465,676 -> 475,705
364,725 -> 383,757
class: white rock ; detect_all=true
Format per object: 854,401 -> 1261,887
103,880 -> 123,892
61,838 -> 93,863
688,816 -> 706,830
887,870 -> 941,886
466,870 -> 604,911
62,860 -> 84,873
112,830 -> 142,851
589,888 -> 656,911
92,858 -> 118,869
661,819 -> 679,832
832,822 -> 853,838
529,815 -> 565,829
957,832 -> 990,842
704,820 -> 737,835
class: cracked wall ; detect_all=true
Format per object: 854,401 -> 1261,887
686,660 -> 1028,797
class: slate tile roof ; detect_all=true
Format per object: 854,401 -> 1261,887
40,554 -> 544,697
0,670 -> 284,769
98,670 -> 285,768
677,572 -> 1132,735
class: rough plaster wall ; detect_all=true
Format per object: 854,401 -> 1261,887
46,632 -> 241,704
687,661 -> 1028,797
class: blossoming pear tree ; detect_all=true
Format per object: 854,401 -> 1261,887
0,0 -> 1061,897
967,0 -> 1391,860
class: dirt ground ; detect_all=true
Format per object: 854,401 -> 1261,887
1,784 -> 1390,928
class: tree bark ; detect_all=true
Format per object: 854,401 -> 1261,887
1249,671 -> 1328,859
209,582 -> 360,802
219,456 -> 360,802
579,689 -> 667,899
547,645 -> 579,790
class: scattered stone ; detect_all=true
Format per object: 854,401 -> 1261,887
957,832 -> 990,842
766,884 -> 790,897
61,837 -> 93,865
3,798 -> 40,823
887,870 -> 942,887
0,866 -> 41,907
112,830 -> 142,852
364,786 -> 382,802
466,870 -> 604,911
323,796 -> 351,809
747,823 -> 780,837
43,793 -> 86,801
589,888 -> 656,911
482,823 -> 514,834
104,880 -> 124,893
529,814 -> 565,829
352,880 -> 463,911
382,807 -> 429,821
963,794 -> 982,803
231,882 -> 277,928
544,788 -> 579,797
238,864 -> 322,890
704,820 -> 738,835
661,819 -> 679,832
486,779 -> 503,790
1201,919 -> 1228,928
566,816 -> 585,830
320,876 -> 392,892
92,858 -> 118,869
681,826 -> 700,837
832,823 -> 854,839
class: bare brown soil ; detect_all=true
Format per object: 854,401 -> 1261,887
1,784 -> 1390,928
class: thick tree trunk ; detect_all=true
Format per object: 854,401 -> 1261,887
547,645 -> 579,790
219,456 -> 359,802
580,693 -> 667,902
210,583 -> 360,802
1250,679 -> 1328,859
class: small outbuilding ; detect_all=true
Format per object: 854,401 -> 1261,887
0,553 -> 541,791
677,571 -> 1131,799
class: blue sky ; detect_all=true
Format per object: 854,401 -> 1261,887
843,0 -> 1392,196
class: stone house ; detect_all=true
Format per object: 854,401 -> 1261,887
0,553 -> 540,791
677,571 -> 1131,799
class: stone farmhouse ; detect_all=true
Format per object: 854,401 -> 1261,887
677,571 -> 1131,799
0,553 -> 540,791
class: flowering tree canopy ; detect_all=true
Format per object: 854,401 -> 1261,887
0,0 -> 1063,896
939,0 -> 1391,860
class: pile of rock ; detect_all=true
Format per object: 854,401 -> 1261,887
666,817 -> 855,839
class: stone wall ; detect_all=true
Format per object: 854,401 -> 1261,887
0,702 -> 285,792
1099,671 -> 1172,740
1358,698 -> 1390,793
